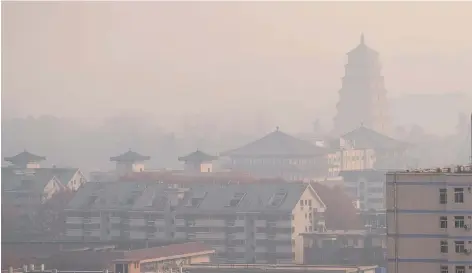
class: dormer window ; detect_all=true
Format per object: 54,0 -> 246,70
225,192 -> 246,207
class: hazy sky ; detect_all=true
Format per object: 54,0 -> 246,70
2,1 -> 472,131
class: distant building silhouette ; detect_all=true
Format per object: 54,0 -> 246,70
333,34 -> 390,136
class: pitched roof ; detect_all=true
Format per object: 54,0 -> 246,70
342,126 -> 408,150
4,150 -> 46,164
177,182 -> 317,213
35,168 -> 81,186
310,182 -> 364,230
67,181 -> 317,214
1,167 -> 62,193
222,129 -> 327,157
116,242 -> 214,262
110,150 -> 150,162
178,150 -> 218,163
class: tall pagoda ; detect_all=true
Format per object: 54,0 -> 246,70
4,150 -> 46,169
110,149 -> 150,177
333,34 -> 390,136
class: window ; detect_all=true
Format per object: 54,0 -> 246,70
454,216 -> 465,228
454,188 -> 464,203
439,189 -> 447,204
305,200 -> 308,205
440,240 -> 448,253
291,227 -> 295,233
300,200 -> 304,206
455,241 -> 465,253
308,200 -> 312,206
455,266 -> 465,273
440,216 -> 448,229
292,215 -> 295,221
440,265 -> 448,273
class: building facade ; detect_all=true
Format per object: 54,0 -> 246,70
340,169 -> 387,211
386,166 -> 472,273
222,128 -> 329,181
110,150 -> 151,177
64,182 -> 327,264
333,34 -> 390,136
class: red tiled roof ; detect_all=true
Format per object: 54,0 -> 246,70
310,182 -> 364,230
120,242 -> 214,261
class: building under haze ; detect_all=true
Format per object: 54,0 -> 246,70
333,34 -> 390,136
386,166 -> 472,273
221,128 -> 329,181
64,181 -> 327,264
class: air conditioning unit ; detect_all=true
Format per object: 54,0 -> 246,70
464,225 -> 471,230
464,249 -> 471,254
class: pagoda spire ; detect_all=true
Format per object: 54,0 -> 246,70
360,33 -> 365,45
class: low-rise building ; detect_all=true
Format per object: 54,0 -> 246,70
387,165 -> 472,273
64,182 -> 327,264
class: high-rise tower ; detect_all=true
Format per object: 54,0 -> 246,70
333,34 -> 390,136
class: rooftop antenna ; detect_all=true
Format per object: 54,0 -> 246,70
360,33 -> 365,45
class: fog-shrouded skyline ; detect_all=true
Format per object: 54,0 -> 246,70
2,1 -> 472,134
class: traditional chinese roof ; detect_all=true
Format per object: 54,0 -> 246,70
342,125 -> 408,151
347,33 -> 378,56
110,150 -> 150,162
221,128 -> 327,157
178,150 -> 218,163
4,150 -> 46,164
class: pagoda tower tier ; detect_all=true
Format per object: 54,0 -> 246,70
333,34 -> 390,136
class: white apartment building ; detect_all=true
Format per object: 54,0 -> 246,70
64,181 -> 327,264
387,166 -> 472,273
340,169 -> 387,211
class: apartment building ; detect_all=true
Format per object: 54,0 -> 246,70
386,166 -> 472,273
64,182 -> 326,264
340,169 -> 387,211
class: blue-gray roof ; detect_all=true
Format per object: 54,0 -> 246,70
66,181 -> 313,213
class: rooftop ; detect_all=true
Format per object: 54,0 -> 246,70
178,150 -> 218,163
341,125 -> 408,150
183,264 -> 378,273
1,168 -> 62,193
66,181 -> 322,213
388,164 -> 472,175
4,150 -> 46,164
222,128 -> 327,157
110,150 -> 150,162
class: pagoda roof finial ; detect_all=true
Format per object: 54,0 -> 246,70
360,33 -> 365,45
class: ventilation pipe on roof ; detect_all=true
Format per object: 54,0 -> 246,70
29,265 -> 34,272
8,267 -> 13,273
22,265 -> 28,273
40,265 -> 45,272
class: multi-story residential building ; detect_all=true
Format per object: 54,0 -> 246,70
340,169 -> 387,211
222,127 -> 329,181
64,182 -> 327,264
300,229 -> 386,266
1,168 -> 64,215
110,150 -> 151,177
178,150 -> 218,173
386,166 -> 472,273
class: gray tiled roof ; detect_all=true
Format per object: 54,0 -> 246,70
110,150 -> 150,162
1,167 -> 59,193
342,126 -> 408,150
35,168 -> 81,186
4,150 -> 46,164
178,150 -> 218,163
177,182 -> 310,213
66,182 -> 172,210
221,130 -> 327,157
66,181 -> 313,213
